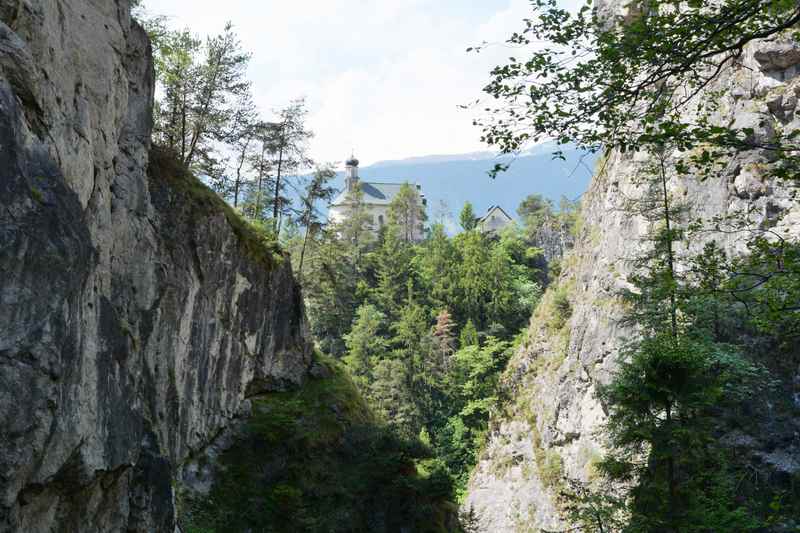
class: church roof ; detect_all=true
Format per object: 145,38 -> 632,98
331,181 -> 419,207
477,205 -> 514,223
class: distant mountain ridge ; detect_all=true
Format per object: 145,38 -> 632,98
367,142 -> 571,168
331,144 -> 597,230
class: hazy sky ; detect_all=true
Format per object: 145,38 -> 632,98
141,0 -> 539,166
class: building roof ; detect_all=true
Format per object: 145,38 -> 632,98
331,181 -> 421,207
477,205 -> 514,224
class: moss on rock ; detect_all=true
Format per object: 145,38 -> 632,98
147,146 -> 283,270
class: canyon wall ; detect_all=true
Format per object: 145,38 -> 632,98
465,7 -> 800,531
0,1 -> 312,531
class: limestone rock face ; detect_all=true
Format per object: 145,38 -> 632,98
0,2 -> 311,532
464,13 -> 800,533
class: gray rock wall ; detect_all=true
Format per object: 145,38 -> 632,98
0,2 -> 311,531
464,15 -> 800,533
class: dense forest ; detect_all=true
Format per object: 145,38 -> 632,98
286,189 -> 579,497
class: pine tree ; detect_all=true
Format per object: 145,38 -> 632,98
184,22 -> 251,169
455,230 -> 491,327
297,166 -> 336,282
459,202 -> 477,231
415,223 -> 458,312
387,183 -> 427,243
459,319 -> 479,348
336,187 -> 374,268
151,29 -> 200,154
392,282 -> 431,378
343,304 -> 387,392
302,229 -> 363,356
369,358 -> 422,439
227,91 -> 258,208
374,227 -> 415,320
265,99 -> 313,234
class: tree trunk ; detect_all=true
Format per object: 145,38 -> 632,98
298,216 -> 311,283
273,136 -> 285,233
659,154 -> 679,339
180,86 -> 188,163
233,136 -> 250,208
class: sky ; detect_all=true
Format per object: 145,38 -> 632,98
140,0 -> 539,167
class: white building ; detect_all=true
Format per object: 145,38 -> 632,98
329,155 -> 427,240
477,205 -> 514,235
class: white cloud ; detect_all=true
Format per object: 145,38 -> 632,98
142,0 -> 539,165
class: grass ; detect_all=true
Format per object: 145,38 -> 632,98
148,146 -> 283,270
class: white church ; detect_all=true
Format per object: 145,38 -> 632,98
328,155 -> 427,241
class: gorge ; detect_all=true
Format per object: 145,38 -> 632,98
1,1 -> 799,532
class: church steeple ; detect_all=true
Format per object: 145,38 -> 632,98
345,153 -> 360,192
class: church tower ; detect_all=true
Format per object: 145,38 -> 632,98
345,154 -> 360,192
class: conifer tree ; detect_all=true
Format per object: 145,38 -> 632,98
343,305 -> 387,392
227,91 -> 259,208
374,227 -> 415,320
336,187 -> 374,268
266,99 -> 313,234
578,148 -> 764,532
459,319 -> 479,348
184,22 -> 251,169
459,202 -> 477,232
415,224 -> 458,312
455,230 -> 491,327
296,166 -> 336,282
387,183 -> 427,243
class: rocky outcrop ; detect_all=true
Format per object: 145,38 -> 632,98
465,13 -> 800,533
0,2 -> 311,532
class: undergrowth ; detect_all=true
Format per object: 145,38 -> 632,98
180,354 -> 460,533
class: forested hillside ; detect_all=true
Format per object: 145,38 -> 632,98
3,0 -> 799,532
285,189 -> 578,498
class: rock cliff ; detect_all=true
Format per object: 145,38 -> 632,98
464,7 -> 800,532
0,2 -> 311,531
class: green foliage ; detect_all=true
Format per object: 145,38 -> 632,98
549,286 -> 572,332
459,202 -> 478,231
388,183 -> 427,243
435,337 -> 514,496
475,0 -> 800,179
566,146 -> 795,532
459,320 -> 479,348
374,228 -> 416,319
297,197 -> 544,502
181,355 -> 458,533
343,304 -> 387,391
415,224 -> 459,312
296,165 -> 337,281
517,194 -> 554,231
